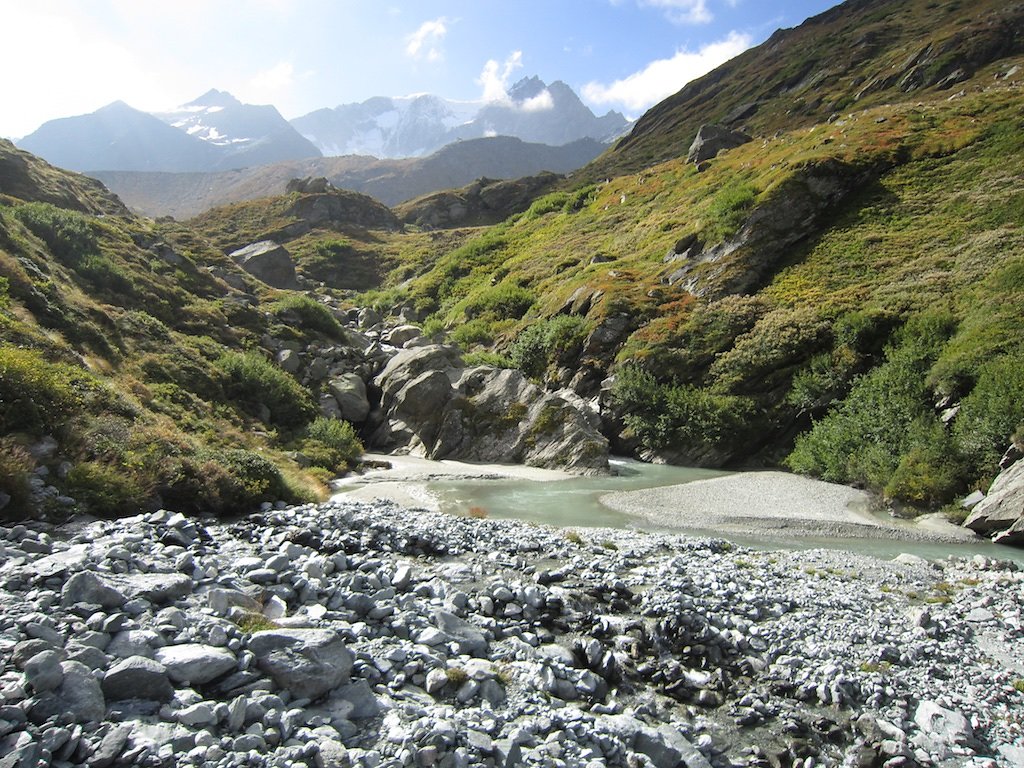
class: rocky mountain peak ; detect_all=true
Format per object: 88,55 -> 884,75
183,88 -> 243,109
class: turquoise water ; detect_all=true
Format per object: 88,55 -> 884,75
426,458 -> 1024,563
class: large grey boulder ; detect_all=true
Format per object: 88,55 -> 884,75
327,373 -> 370,423
154,644 -> 238,685
61,571 -> 127,609
102,655 -> 173,702
687,124 -> 751,164
371,344 -> 608,473
964,456 -> 1024,545
228,240 -> 298,289
247,628 -> 353,700
29,660 -> 105,724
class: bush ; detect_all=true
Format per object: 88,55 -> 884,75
0,440 -> 34,514
0,346 -> 81,434
953,355 -> 1024,478
509,315 -> 589,379
884,423 -> 967,507
13,202 -> 97,263
270,294 -> 344,338
65,461 -> 146,516
703,181 -> 758,242
215,351 -> 316,430
612,365 -> 758,453
298,417 -> 363,471
463,284 -> 535,321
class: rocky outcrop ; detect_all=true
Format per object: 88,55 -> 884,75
664,157 -> 883,298
396,172 -> 564,229
686,124 -> 751,164
370,345 -> 609,473
228,240 -> 298,289
964,455 -> 1024,545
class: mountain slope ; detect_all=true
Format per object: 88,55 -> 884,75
586,0 -> 1024,180
89,136 -> 607,218
358,0 -> 1024,511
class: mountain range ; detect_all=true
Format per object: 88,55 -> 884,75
16,78 -> 630,175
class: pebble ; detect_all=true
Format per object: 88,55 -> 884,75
0,499 -> 1019,768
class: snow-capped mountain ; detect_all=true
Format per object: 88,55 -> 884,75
291,77 -> 631,159
154,89 -> 321,168
18,91 -> 321,173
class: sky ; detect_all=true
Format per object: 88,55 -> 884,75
1,0 -> 841,140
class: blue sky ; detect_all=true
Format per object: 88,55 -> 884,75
2,0 -> 840,139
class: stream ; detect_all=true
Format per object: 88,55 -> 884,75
365,457 -> 1024,564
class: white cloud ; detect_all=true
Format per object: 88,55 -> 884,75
582,31 -> 751,115
476,50 -> 523,102
405,18 -> 447,62
520,90 -> 555,112
640,0 -> 712,24
250,61 -> 295,93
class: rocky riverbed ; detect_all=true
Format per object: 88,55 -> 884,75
1,499 -> 1022,768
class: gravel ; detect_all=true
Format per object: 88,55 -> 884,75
0,498 -> 1021,768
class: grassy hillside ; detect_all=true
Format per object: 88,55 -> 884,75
0,142 -> 365,518
349,0 -> 1024,511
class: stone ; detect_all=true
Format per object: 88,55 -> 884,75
229,240 -> 298,289
687,124 -> 752,164
431,610 -> 488,657
913,701 -> 972,745
154,644 -> 238,685
208,588 -> 262,616
23,650 -> 64,693
425,668 -> 448,695
327,373 -> 371,423
61,572 -> 127,609
86,723 -> 133,768
247,629 -> 353,700
110,572 -> 193,604
30,661 -> 105,724
386,325 -> 423,347
276,349 -> 302,374
964,457 -> 1024,543
102,656 -> 174,702
332,680 -> 380,719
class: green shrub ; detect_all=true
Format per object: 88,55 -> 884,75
786,311 -> 958,493
884,423 -> 967,507
0,440 -> 34,514
953,355 -> 1024,479
509,315 -> 589,379
703,181 -> 758,242
159,448 -> 292,514
0,346 -> 81,434
463,284 -> 535,321
270,294 -> 344,338
462,350 -> 514,368
612,365 -> 758,453
74,253 -> 133,294
13,202 -> 97,263
65,461 -> 146,516
298,417 -> 363,470
215,351 -> 316,430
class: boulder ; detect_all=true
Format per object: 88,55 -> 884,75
247,628 -> 353,700
687,124 -> 752,164
327,373 -> 371,423
102,655 -> 173,702
228,240 -> 298,289
370,344 -> 608,473
61,571 -> 127,609
964,456 -> 1024,544
154,644 -> 238,685
30,660 -> 105,724
386,325 -> 423,347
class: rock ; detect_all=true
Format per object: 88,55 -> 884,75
687,124 -> 752,164
229,240 -> 298,289
287,176 -> 333,194
386,325 -> 423,347
154,644 -> 238,685
276,349 -> 301,374
110,572 -> 193,603
913,701 -> 972,745
247,629 -> 353,700
86,723 -> 133,768
30,661 -> 105,724
102,656 -> 174,702
327,373 -> 371,423
431,610 -> 488,657
23,650 -> 64,693
332,680 -> 380,719
964,456 -> 1024,543
61,572 -> 127,609
207,588 -> 262,616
